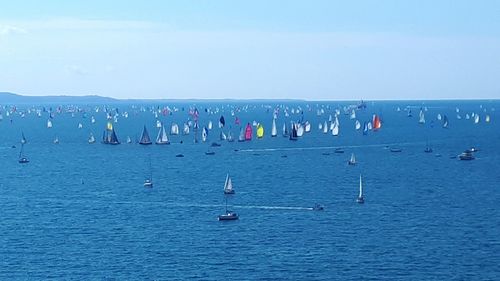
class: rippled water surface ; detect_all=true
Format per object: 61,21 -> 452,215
1,100 -> 499,280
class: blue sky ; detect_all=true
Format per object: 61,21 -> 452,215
1,0 -> 499,100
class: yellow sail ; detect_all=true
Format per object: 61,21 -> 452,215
107,121 -> 113,131
256,124 -> 264,138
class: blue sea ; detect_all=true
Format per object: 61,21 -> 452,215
1,100 -> 499,280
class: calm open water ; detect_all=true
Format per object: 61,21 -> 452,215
0,100 -> 499,280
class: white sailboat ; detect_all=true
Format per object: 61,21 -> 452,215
88,133 -> 96,144
170,123 -> 179,135
323,121 -> 328,134
419,109 -> 425,124
355,120 -> 361,130
183,123 -> 190,135
156,124 -> 170,144
223,173 -> 235,194
47,119 -> 53,128
357,174 -> 364,203
271,118 -> 278,137
348,153 -> 356,165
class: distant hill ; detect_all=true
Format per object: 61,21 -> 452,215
0,92 -> 118,104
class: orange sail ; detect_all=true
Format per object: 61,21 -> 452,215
372,114 -> 381,130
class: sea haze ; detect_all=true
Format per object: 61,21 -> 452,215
0,100 -> 499,279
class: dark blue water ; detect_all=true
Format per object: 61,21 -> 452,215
1,100 -> 499,280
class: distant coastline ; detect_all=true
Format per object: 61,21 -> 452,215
0,92 -> 498,104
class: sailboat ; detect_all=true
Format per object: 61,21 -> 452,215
238,126 -> 245,142
357,174 -> 364,204
424,140 -> 433,153
223,173 -> 235,194
170,123 -> 179,135
102,122 -> 120,145
218,197 -> 239,221
244,123 -> 252,141
155,124 -> 170,145
256,124 -> 264,139
139,125 -> 152,145
144,157 -> 153,188
442,115 -> 449,128
289,123 -> 298,141
282,123 -> 289,137
202,127 -> 208,142
53,136 -> 59,144
271,118 -> 277,137
21,132 -> 27,144
419,109 -> 426,124
348,153 -> 356,165
227,128 -> 234,142
372,114 -> 381,130
47,119 -> 53,128
18,143 -> 29,163
88,133 -> 96,144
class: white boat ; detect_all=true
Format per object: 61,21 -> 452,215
156,120 -> 162,128
332,118 -> 339,136
355,120 -> 361,130
183,123 -> 190,135
485,115 -> 491,123
419,109 -> 425,124
170,123 -> 179,135
223,173 -> 235,194
271,118 -> 278,137
144,158 -> 153,188
156,124 -> 170,145
348,153 -> 356,165
47,119 -> 53,128
357,174 -> 364,203
78,123 -> 83,129
474,114 -> 480,124
323,121 -> 328,134
88,133 -> 96,144
218,197 -> 238,221
202,127 -> 208,142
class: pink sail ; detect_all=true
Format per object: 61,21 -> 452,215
245,123 -> 252,140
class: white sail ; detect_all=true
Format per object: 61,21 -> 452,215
355,120 -> 361,130
183,123 -> 190,135
88,133 -> 95,143
367,122 -> 373,130
208,121 -> 213,130
170,123 -> 179,135
47,119 -> 53,128
359,174 -> 363,198
474,114 -> 480,124
323,121 -> 328,134
202,127 -> 208,142
304,121 -> 311,133
318,123 -> 323,130
486,115 -> 491,122
271,118 -> 278,137
350,153 -> 356,164
156,125 -> 170,144
156,120 -> 162,128
78,123 -> 83,129
350,109 -> 356,119
224,174 -> 233,193
419,109 -> 425,124
332,120 -> 339,136
437,113 -> 442,120
296,124 -> 304,137
91,116 -> 96,124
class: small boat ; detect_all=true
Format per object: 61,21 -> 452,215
218,197 -> 239,221
357,174 -> 365,204
458,150 -> 475,160
424,141 -> 433,153
205,151 -> 215,155
175,154 -> 184,157
53,136 -> 59,144
223,173 -> 235,194
348,153 -> 356,165
88,133 -> 96,144
211,142 -> 221,147
334,148 -> 344,153
144,157 -> 153,188
312,203 -> 324,211
18,143 -> 29,164
390,147 -> 402,152
271,118 -> 278,137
